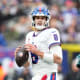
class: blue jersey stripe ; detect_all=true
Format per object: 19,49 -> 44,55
50,73 -> 56,80
54,73 -> 56,80
49,42 -> 61,49
50,73 -> 53,80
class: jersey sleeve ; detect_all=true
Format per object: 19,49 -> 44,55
25,32 -> 33,44
25,34 -> 29,44
43,29 -> 62,64
48,29 -> 61,49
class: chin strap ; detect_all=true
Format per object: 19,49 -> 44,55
32,26 -> 37,31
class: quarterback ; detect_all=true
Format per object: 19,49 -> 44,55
15,6 -> 63,80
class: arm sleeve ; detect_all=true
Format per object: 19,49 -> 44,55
43,45 -> 63,64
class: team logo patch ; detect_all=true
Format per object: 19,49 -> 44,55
53,34 -> 58,41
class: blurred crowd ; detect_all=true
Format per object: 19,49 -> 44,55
0,0 -> 80,80
0,0 -> 80,46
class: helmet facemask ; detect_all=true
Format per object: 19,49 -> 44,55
32,16 -> 49,30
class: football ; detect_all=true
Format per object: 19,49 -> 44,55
15,47 -> 29,67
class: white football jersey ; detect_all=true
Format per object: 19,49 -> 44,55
25,28 -> 62,76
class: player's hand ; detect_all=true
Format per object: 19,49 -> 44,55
24,44 -> 44,58
24,44 -> 38,54
14,46 -> 22,57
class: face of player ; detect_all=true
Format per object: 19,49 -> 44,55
34,16 -> 47,26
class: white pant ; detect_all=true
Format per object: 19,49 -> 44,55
32,72 -> 58,80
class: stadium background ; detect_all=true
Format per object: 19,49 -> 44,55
0,0 -> 80,80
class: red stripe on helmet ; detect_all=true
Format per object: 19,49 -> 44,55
39,7 -> 42,13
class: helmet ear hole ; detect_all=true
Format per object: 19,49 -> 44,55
33,16 -> 35,21
45,23 -> 48,26
46,17 -> 47,20
32,22 -> 35,26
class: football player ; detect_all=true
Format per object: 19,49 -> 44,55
15,6 -> 63,80
76,54 -> 80,68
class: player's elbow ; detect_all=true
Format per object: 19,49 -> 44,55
58,58 -> 62,64
55,58 -> 62,64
